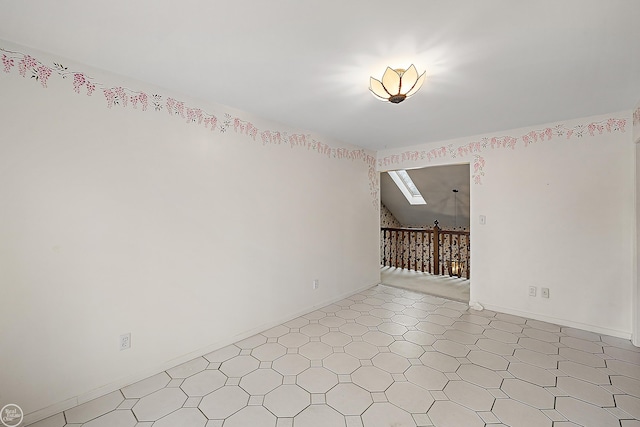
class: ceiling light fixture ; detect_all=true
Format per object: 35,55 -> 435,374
369,64 -> 426,104
452,189 -> 459,228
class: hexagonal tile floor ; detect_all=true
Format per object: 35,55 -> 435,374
28,284 -> 640,427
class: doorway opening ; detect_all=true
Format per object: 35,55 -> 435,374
379,163 -> 471,302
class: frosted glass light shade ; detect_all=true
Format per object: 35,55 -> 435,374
369,64 -> 426,104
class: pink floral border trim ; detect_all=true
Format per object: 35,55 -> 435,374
379,118 -> 627,184
633,106 -> 640,143
473,155 -> 485,185
2,53 -> 52,86
1,47 -> 379,206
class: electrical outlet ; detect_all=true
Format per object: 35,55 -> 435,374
313,279 -> 319,290
541,288 -> 550,298
528,286 -> 537,297
120,333 -> 131,350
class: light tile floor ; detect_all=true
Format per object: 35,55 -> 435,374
29,284 -> 640,427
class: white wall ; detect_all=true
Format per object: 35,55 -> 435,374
0,41 -> 380,422
633,100 -> 640,346
378,114 -> 635,339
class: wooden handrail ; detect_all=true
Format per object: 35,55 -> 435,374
381,221 -> 470,279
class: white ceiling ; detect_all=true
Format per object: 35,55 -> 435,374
1,1 -> 639,151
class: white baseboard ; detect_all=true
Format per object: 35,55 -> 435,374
24,281 -> 377,426
22,398 -> 76,427
480,303 -> 633,340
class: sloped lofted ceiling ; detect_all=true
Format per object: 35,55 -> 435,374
381,165 -> 470,229
0,1 -> 638,151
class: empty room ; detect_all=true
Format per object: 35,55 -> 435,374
1,1 -> 639,427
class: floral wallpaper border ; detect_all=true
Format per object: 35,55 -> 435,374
2,45 -> 631,201
1,47 -> 379,207
633,106 -> 640,143
379,117 -> 628,184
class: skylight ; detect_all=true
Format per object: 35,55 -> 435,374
388,170 -> 426,205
